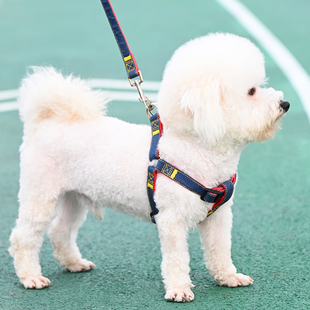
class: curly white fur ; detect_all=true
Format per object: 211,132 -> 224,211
9,33 -> 288,302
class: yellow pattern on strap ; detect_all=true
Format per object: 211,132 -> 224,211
171,169 -> 178,179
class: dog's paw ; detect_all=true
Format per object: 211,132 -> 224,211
66,259 -> 95,273
165,288 -> 194,302
220,273 -> 254,287
22,276 -> 51,289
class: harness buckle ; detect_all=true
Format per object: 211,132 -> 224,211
128,71 -> 157,119
150,211 -> 158,224
200,188 -> 224,202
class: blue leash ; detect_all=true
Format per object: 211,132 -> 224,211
99,0 -> 156,118
100,1 -> 236,224
100,0 -> 139,80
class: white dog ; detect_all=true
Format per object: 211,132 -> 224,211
9,33 -> 289,302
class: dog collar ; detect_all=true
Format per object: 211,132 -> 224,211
147,113 -> 236,224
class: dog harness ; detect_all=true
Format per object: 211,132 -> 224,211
147,114 -> 237,224
100,0 -> 237,224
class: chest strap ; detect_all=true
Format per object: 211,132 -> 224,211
147,113 -> 236,224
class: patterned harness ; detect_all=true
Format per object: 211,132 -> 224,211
147,114 -> 236,224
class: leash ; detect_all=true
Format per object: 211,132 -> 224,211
100,1 -> 236,223
99,0 -> 156,118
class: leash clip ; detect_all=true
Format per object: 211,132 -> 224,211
128,71 -> 157,119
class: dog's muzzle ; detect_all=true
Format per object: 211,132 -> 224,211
279,100 -> 290,113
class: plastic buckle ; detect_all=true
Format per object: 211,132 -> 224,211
200,188 -> 223,202
150,211 -> 158,224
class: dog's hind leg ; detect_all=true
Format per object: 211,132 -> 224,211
48,191 -> 95,273
198,203 -> 253,287
9,192 -> 58,289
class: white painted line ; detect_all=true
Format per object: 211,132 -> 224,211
0,101 -> 19,112
108,90 -> 158,102
0,79 -> 159,113
87,79 -> 161,91
0,89 -> 19,101
217,0 -> 310,123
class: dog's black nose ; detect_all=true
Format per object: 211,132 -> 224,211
280,100 -> 290,112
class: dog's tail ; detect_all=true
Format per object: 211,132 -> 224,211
19,67 -> 108,128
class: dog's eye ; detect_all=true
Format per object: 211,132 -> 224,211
248,87 -> 256,96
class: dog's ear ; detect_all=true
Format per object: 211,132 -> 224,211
180,76 -> 226,145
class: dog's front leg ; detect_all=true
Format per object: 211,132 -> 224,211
198,203 -> 253,287
156,214 -> 194,302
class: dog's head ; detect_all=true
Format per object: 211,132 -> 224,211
157,33 -> 289,147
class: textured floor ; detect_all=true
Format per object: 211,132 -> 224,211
1,1 -> 310,309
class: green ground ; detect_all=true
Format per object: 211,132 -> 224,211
0,0 -> 310,309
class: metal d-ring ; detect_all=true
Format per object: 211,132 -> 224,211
145,102 -> 158,118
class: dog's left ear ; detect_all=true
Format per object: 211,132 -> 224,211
180,76 -> 227,145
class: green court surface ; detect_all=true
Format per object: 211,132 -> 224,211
1,0 -> 310,309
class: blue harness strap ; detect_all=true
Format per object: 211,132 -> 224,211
100,0 -> 140,80
147,114 -> 162,221
149,113 -> 162,161
147,165 -> 159,221
147,113 -> 237,224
